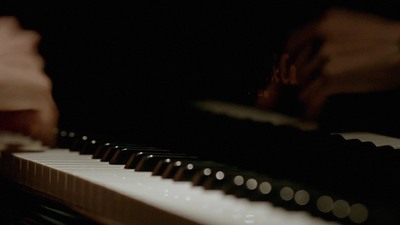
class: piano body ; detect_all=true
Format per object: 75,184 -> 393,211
3,2 -> 400,225
1,100 -> 400,225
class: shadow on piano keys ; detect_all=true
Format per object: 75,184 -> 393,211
1,100 -> 400,225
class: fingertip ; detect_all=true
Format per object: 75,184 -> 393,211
256,82 -> 282,110
288,65 -> 298,85
300,93 -> 327,121
0,16 -> 20,26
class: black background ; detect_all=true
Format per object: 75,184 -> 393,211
1,1 -> 400,140
2,3 -> 400,224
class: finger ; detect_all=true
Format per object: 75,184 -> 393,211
287,64 -> 297,85
279,53 -> 291,84
0,108 -> 58,147
291,41 -> 314,68
296,53 -> 328,86
256,81 -> 282,110
271,66 -> 281,83
298,77 -> 332,119
0,70 -> 53,111
0,16 -> 21,34
0,52 -> 45,70
31,101 -> 59,147
0,30 -> 41,55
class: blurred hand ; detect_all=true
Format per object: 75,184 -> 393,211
0,16 -> 59,147
257,8 -> 400,119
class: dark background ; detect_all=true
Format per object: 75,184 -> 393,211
1,1 -> 400,140
2,3 -> 400,224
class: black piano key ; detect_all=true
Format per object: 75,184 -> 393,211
244,177 -> 309,207
135,154 -> 198,172
202,168 -> 243,190
161,160 -> 197,179
181,162 -> 229,184
109,146 -> 159,164
56,130 -> 76,149
219,172 -> 316,214
219,170 -> 263,197
92,142 -> 112,159
80,139 -> 101,155
239,175 -> 280,202
52,106 -> 400,225
307,139 -> 382,197
101,145 -> 124,162
239,176 -> 303,211
69,135 -> 89,152
109,148 -> 132,165
124,150 -> 174,169
74,135 -> 104,154
152,158 -> 173,176
92,143 -> 140,159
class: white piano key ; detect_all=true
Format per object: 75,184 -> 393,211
337,132 -> 400,149
10,150 -> 340,225
194,100 -> 318,131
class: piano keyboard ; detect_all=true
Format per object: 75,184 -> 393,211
1,101 -> 400,225
1,146 -> 341,225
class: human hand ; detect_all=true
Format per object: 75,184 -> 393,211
0,16 -> 59,147
257,8 -> 400,119
256,53 -> 299,113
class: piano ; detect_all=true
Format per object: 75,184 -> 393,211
1,100 -> 400,225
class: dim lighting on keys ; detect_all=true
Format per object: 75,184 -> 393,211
280,187 -> 294,201
246,178 -> 257,190
203,168 -> 212,176
186,163 -> 194,170
233,175 -> 244,186
349,203 -> 368,223
259,181 -> 272,194
294,190 -> 310,206
215,171 -> 225,180
332,199 -> 350,218
317,195 -> 368,223
317,195 -> 334,213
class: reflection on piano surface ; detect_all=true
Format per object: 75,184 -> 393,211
1,101 -> 400,225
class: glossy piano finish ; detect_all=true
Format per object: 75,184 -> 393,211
1,148 -> 338,225
1,101 -> 400,225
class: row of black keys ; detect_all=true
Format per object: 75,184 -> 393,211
56,130 -> 388,225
